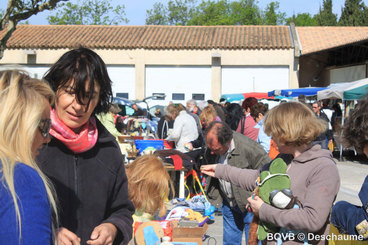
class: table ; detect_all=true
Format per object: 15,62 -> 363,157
164,165 -> 187,199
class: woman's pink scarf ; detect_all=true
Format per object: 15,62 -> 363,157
49,109 -> 98,154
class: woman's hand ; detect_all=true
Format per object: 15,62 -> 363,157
247,195 -> 264,217
200,164 -> 218,177
56,227 -> 81,245
86,223 -> 117,245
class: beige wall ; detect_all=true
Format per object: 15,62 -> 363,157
1,47 -> 298,101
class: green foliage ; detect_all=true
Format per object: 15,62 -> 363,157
286,13 -> 317,26
146,2 -> 168,25
1,0 -> 64,59
230,0 -> 262,25
314,0 -> 337,26
47,0 -> 128,25
262,1 -> 286,25
338,0 -> 368,26
146,0 -> 268,26
146,0 -> 197,25
168,0 -> 197,25
188,0 -> 234,25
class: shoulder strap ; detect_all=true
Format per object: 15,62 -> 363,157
240,116 -> 246,135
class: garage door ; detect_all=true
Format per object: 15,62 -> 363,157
222,66 -> 289,94
0,65 -> 50,79
107,66 -> 135,100
146,66 -> 211,106
0,65 -> 135,100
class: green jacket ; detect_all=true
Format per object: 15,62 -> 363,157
97,112 -> 122,139
205,131 -> 271,212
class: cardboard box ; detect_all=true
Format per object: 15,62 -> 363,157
171,221 -> 208,245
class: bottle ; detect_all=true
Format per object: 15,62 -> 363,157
160,236 -> 173,245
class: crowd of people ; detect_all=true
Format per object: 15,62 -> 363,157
0,47 -> 367,245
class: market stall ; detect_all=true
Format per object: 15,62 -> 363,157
317,78 -> 368,160
268,87 -> 327,97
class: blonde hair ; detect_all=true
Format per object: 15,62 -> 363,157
126,155 -> 174,217
0,70 -> 58,243
200,106 -> 217,126
264,102 -> 327,146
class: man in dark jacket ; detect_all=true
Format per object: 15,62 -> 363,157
312,101 -> 333,149
204,121 -> 270,245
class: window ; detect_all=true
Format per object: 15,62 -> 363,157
27,54 -> 36,64
116,93 -> 129,99
152,93 -> 165,100
172,93 -> 185,100
192,93 -> 205,100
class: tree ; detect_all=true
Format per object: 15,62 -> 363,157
338,0 -> 368,26
286,13 -> 317,26
189,0 -> 234,25
146,3 -> 168,25
230,0 -> 262,25
47,0 -> 128,25
167,0 -> 197,25
262,1 -> 286,25
314,0 -> 337,26
1,0 -> 65,59
145,0 -> 264,26
146,0 -> 197,25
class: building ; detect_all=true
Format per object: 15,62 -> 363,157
1,24 -> 368,105
0,25 -> 296,105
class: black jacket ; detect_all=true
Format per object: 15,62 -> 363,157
37,119 -> 134,245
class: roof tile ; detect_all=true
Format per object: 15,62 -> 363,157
1,25 -> 292,50
297,26 -> 368,55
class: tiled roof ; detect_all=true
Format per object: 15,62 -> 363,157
297,26 -> 368,55
1,25 -> 292,50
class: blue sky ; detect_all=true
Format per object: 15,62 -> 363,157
2,0 -> 367,25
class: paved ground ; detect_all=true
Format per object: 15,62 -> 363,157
204,156 -> 368,245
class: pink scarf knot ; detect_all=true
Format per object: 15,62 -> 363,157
49,109 -> 98,154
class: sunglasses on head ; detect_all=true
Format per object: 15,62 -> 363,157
38,119 -> 52,138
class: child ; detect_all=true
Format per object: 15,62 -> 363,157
126,155 -> 174,224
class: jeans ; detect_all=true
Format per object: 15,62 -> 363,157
222,199 -> 254,245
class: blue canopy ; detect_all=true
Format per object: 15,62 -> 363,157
268,87 -> 327,97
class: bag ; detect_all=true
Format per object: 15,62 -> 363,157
240,116 -> 246,135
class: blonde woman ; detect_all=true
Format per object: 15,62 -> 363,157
126,155 -> 174,224
202,102 -> 340,244
199,105 -> 221,129
0,70 -> 58,244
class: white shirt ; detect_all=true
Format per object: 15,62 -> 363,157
166,110 -> 199,152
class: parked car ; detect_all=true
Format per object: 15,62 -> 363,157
112,96 -> 159,134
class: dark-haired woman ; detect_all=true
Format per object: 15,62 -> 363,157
37,47 -> 134,245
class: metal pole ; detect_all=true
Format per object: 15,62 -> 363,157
339,99 -> 345,161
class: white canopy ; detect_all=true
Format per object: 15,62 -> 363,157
317,78 -> 368,100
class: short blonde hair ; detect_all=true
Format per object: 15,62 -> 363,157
200,106 -> 217,126
126,155 -> 174,217
264,102 -> 327,146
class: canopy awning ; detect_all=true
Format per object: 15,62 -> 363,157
221,92 -> 274,102
268,87 -> 327,97
317,78 -> 368,100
